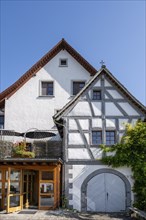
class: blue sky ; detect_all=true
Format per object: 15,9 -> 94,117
0,0 -> 146,105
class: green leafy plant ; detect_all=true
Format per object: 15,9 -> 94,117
100,121 -> 146,211
12,141 -> 35,158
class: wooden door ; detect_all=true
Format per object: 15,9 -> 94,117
0,169 -> 8,211
23,171 -> 34,208
7,168 -> 22,213
38,170 -> 55,209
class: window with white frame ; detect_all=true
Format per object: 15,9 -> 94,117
41,81 -> 54,96
72,81 -> 85,95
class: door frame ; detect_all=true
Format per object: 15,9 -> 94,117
81,168 -> 131,212
7,168 -> 23,213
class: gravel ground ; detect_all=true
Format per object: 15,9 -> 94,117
0,209 -> 136,220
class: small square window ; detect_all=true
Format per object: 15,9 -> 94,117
92,131 -> 102,145
92,90 -> 101,100
73,81 -> 85,95
41,82 -> 54,96
60,59 -> 68,66
106,131 -> 115,145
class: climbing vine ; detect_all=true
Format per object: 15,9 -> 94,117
100,121 -> 146,211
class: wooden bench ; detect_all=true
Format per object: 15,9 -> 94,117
129,207 -> 146,220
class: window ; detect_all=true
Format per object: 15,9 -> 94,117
92,90 -> 101,100
106,131 -> 115,145
41,82 -> 54,96
73,81 -> 85,95
92,131 -> 102,145
0,115 -> 4,129
59,59 -> 68,66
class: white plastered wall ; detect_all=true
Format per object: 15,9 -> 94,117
68,165 -> 134,211
4,50 -> 91,133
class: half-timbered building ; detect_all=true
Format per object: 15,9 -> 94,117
54,65 -> 146,212
0,39 -> 145,213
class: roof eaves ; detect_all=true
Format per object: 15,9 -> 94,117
53,67 -> 146,122
103,67 -> 146,113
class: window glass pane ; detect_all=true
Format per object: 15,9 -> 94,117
42,82 -> 53,96
93,90 -> 101,100
92,131 -> 102,145
10,196 -> 20,207
0,116 -> 4,129
40,183 -> 54,193
5,183 -> 8,194
10,183 -> 20,194
5,171 -> 8,180
41,171 -> 53,180
60,59 -> 67,66
0,182 -> 2,194
23,182 -> 27,192
10,170 -> 20,181
40,195 -> 54,207
73,82 -> 85,95
106,131 -> 115,145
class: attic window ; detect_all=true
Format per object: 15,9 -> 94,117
59,59 -> 68,67
92,90 -> 101,100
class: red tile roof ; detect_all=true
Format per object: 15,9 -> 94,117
0,39 -> 97,107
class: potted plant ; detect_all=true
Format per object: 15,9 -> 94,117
12,141 -> 35,158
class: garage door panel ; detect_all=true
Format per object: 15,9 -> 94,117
87,172 -> 126,212
106,173 -> 125,212
87,173 -> 105,212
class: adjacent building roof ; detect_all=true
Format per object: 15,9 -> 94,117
0,38 -> 97,108
54,66 -> 146,123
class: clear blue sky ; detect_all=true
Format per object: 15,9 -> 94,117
0,0 -> 146,105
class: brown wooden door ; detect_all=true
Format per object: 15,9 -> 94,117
0,169 -> 8,211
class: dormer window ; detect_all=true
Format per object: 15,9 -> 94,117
59,59 -> 68,67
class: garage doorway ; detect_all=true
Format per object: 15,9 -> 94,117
81,168 -> 131,212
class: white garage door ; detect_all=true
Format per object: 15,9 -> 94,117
87,173 -> 126,212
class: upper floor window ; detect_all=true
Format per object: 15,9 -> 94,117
41,81 -> 54,96
92,90 -> 101,100
106,131 -> 115,145
73,81 -> 85,95
92,131 -> 102,145
59,58 -> 68,67
0,115 -> 4,129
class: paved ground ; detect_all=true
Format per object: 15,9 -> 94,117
0,209 -> 135,220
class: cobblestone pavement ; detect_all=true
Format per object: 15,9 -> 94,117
0,209 -> 136,220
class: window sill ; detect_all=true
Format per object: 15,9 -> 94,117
59,65 -> 68,67
38,95 -> 55,98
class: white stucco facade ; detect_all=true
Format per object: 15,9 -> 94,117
4,50 -> 91,133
